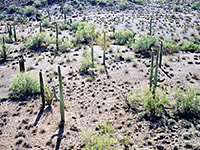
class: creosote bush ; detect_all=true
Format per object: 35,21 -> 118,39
79,48 -> 97,74
132,34 -> 157,56
191,1 -> 200,10
59,39 -> 74,52
173,88 -> 200,118
114,29 -> 136,45
142,88 -> 168,117
119,0 -> 128,10
80,121 -> 117,150
9,72 -> 40,100
28,33 -> 46,50
24,6 -> 36,17
178,41 -> 200,52
7,5 -> 17,14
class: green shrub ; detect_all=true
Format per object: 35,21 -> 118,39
132,34 -> 157,56
79,49 -> 97,73
0,13 -> 5,20
42,19 -> 50,27
99,0 -> 115,6
75,22 -> 98,44
163,40 -> 178,54
114,29 -> 136,45
132,0 -> 143,4
191,1 -> 200,10
59,39 -> 74,52
0,42 -> 10,63
80,121 -> 117,150
142,88 -> 168,117
9,72 -> 40,100
119,0 -> 128,10
178,41 -> 200,52
7,5 -> 16,14
173,5 -> 181,11
28,33 -> 46,50
24,6 -> 36,17
64,4 -> 72,12
34,0 -> 46,8
173,88 -> 200,118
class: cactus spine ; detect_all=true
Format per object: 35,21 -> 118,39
159,41 -> 163,68
91,26 -> 94,68
149,18 -> 152,36
53,66 -> 65,123
103,31 -> 106,66
39,72 -> 45,108
56,22 -> 59,52
13,24 -> 17,42
19,55 -> 25,72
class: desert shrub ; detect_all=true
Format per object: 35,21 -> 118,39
178,41 -> 200,52
80,121 -> 117,150
99,0 -> 115,6
24,6 -> 36,17
79,49 -> 97,73
191,1 -> 200,10
119,0 -> 128,10
28,33 -> 46,50
0,13 -> 5,20
59,39 -> 74,52
0,42 -> 10,63
58,22 -> 69,30
173,5 -> 181,11
7,5 -> 16,14
132,34 -> 157,56
9,72 -> 40,100
114,29 -> 136,45
75,22 -> 98,44
143,89 -> 168,117
163,40 -> 178,54
173,88 -> 200,118
64,4 -> 72,12
44,86 -> 53,106
34,0 -> 42,8
123,92 -> 139,111
131,0 -> 143,4
42,19 -> 50,27
89,0 -> 97,5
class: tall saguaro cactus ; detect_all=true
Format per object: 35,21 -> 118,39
19,55 -> 25,72
103,30 -> 106,66
149,18 -> 152,36
91,26 -> 94,68
56,22 -> 59,52
53,66 -> 65,123
149,48 -> 165,96
7,25 -> 12,41
159,41 -> 163,68
13,24 -> 17,42
40,21 -> 42,33
39,72 -> 45,108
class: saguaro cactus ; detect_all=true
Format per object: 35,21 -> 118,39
39,72 -> 45,108
40,21 -> 42,33
7,25 -> 12,41
159,41 -> 163,68
103,31 -> 106,66
149,48 -> 165,95
53,66 -> 65,123
19,55 -> 25,72
13,24 -> 17,42
56,22 -> 59,52
149,50 -> 154,90
91,26 -> 94,68
149,18 -> 152,36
